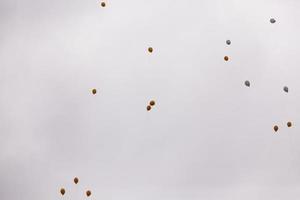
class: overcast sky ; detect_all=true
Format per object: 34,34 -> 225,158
1,0 -> 300,200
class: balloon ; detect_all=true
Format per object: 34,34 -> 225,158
148,47 -> 153,53
60,188 -> 65,195
245,80 -> 250,87
74,177 -> 79,184
270,18 -> 276,23
86,190 -> 92,197
149,100 -> 155,106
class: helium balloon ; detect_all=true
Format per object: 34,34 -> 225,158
149,100 -> 155,106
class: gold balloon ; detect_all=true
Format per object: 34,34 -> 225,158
149,100 -> 155,106
74,177 -> 79,184
148,47 -> 153,53
86,190 -> 92,197
60,188 -> 65,195
147,105 -> 151,111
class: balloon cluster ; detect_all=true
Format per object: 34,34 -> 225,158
59,177 -> 92,198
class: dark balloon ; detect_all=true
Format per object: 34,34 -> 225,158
74,177 -> 79,184
147,105 -> 151,111
148,47 -> 153,53
273,125 -> 279,132
86,190 -> 92,197
245,80 -> 250,87
270,18 -> 276,23
60,188 -> 65,195
149,100 -> 155,106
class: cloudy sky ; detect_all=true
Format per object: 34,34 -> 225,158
1,0 -> 300,199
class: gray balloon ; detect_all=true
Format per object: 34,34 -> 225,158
270,18 -> 276,23
245,80 -> 250,87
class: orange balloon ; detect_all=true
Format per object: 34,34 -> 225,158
101,2 -> 106,7
74,177 -> 79,184
273,125 -> 279,132
60,188 -> 65,195
147,105 -> 151,111
148,47 -> 153,53
86,190 -> 92,197
149,100 -> 155,106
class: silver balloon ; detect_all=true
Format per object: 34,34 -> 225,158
245,80 -> 250,87
270,18 -> 276,23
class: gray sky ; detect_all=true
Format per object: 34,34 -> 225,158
1,0 -> 300,199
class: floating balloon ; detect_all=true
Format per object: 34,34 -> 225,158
60,188 -> 65,196
273,125 -> 279,132
147,105 -> 151,111
74,177 -> 79,184
149,100 -> 155,106
86,190 -> 92,197
270,18 -> 276,23
245,80 -> 250,87
148,47 -> 153,53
